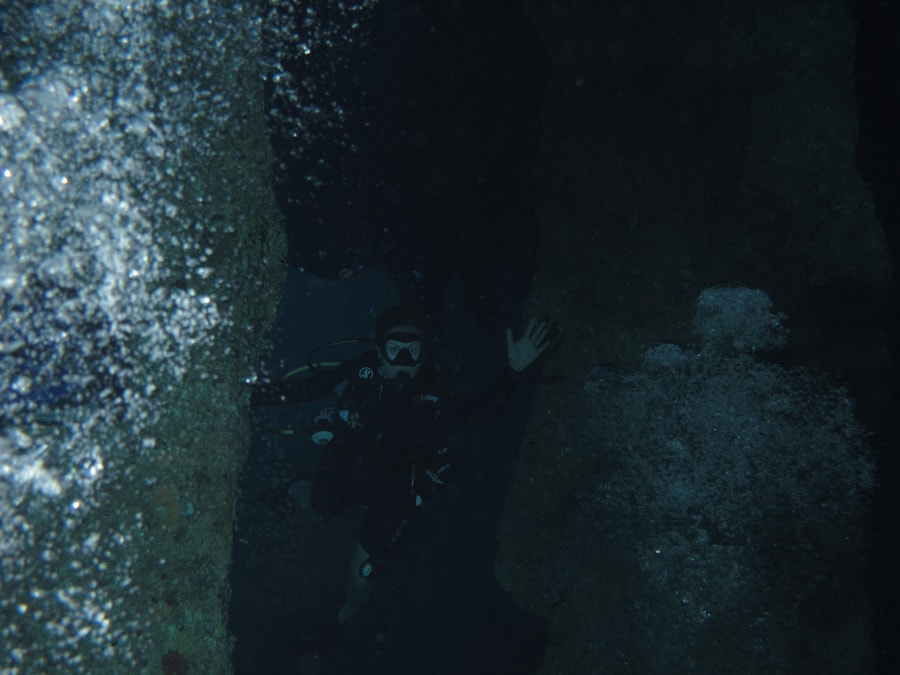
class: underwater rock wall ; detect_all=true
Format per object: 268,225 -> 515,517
2,1 -> 285,672
501,289 -> 876,673
497,0 -> 891,672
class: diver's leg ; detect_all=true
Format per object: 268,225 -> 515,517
337,540 -> 375,624
337,478 -> 417,624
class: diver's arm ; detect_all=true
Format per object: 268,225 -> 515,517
249,376 -> 334,406
249,357 -> 364,406
443,318 -> 554,421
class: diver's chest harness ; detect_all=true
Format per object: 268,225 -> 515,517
311,364 -> 445,460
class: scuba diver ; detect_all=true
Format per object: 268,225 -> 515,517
249,305 -> 552,656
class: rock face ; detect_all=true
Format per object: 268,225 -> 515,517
496,1 -> 891,673
516,287 -> 875,673
2,2 -> 284,672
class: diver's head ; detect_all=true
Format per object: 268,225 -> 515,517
375,306 -> 433,380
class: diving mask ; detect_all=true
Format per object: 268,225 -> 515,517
379,327 -> 426,379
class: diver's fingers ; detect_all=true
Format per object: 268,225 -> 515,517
529,319 -> 550,345
535,320 -> 557,354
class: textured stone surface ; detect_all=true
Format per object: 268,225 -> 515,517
1,2 -> 285,672
496,1 -> 891,672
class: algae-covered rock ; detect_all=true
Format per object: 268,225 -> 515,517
498,1 -> 891,671
2,1 -> 285,671
499,289 -> 875,673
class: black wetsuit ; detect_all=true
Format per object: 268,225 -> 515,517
251,351 -> 519,560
